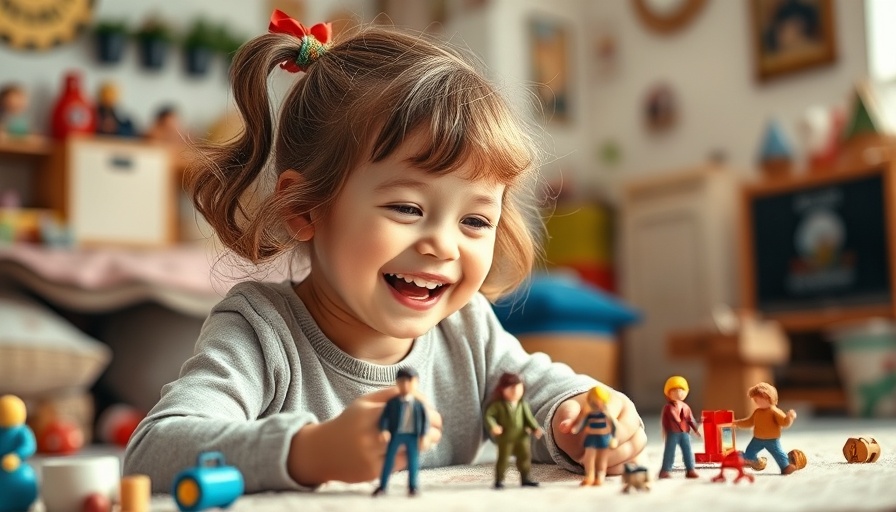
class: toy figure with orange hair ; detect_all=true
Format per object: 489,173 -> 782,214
734,382 -> 799,475
659,375 -> 701,479
570,386 -> 617,486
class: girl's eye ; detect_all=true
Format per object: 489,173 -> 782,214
462,216 -> 493,229
387,204 -> 423,216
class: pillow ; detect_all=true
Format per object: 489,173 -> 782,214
0,288 -> 111,397
492,274 -> 641,336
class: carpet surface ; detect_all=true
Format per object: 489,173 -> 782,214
27,417 -> 896,512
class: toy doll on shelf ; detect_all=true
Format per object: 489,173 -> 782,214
734,382 -> 802,475
659,375 -> 701,479
0,84 -> 31,139
483,372 -> 543,489
145,105 -> 185,145
570,385 -> 617,486
96,81 -> 137,137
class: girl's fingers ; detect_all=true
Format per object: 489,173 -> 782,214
605,426 -> 649,474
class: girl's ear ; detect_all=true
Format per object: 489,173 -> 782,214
277,170 -> 315,242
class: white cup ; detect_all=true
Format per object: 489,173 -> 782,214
40,455 -> 120,512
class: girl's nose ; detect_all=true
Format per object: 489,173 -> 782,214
415,227 -> 460,261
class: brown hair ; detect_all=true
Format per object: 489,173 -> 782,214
747,382 -> 778,405
490,372 -> 523,403
186,24 -> 542,299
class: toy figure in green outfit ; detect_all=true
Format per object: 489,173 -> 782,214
484,372 -> 543,489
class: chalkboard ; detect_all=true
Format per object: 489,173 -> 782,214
750,172 -> 892,313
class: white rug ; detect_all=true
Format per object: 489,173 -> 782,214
22,417 -> 895,511
120,417 -> 896,512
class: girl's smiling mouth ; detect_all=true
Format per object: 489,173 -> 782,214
383,273 -> 451,301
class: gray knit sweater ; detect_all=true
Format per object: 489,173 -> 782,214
124,280 -> 596,492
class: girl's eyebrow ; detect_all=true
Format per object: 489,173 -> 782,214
374,176 -> 431,193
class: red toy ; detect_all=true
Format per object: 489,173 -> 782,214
82,492 -> 112,512
51,71 -> 96,139
711,451 -> 754,484
36,419 -> 84,455
695,410 -> 736,464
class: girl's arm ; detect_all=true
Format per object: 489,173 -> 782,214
124,305 -> 317,494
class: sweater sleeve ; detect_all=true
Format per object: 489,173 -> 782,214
469,293 -> 597,473
123,300 -> 317,494
734,411 -> 756,429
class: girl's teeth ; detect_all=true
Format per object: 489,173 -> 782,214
389,273 -> 442,289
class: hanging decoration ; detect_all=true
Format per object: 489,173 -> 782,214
0,0 -> 93,51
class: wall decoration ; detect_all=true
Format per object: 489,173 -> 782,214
632,0 -> 708,35
529,16 -> 571,124
591,21 -> 620,81
0,0 -> 93,51
750,0 -> 837,82
643,83 -> 678,133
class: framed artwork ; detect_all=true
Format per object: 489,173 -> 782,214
529,16 -> 571,124
750,0 -> 837,82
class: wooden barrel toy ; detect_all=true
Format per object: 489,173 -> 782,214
843,437 -> 881,463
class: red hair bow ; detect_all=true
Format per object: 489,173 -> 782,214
268,9 -> 333,73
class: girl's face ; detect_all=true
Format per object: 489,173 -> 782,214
299,132 -> 504,358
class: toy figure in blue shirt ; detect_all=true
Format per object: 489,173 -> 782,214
570,386 -> 617,486
0,395 -> 38,512
373,367 -> 429,497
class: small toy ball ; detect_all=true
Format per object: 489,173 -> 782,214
843,437 -> 881,463
787,449 -> 807,470
82,492 -> 112,512
96,404 -> 144,447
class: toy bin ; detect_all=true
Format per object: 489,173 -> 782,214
827,318 -> 896,417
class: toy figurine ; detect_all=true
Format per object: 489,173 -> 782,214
145,105 -> 184,144
372,367 -> 429,497
172,452 -> 244,512
621,463 -> 650,493
96,81 -> 137,137
659,375 -> 701,479
733,382 -> 799,475
570,385 -> 617,486
0,395 -> 38,512
0,84 -> 30,139
483,372 -> 543,489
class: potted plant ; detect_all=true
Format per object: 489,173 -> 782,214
134,16 -> 174,70
182,19 -> 218,76
92,20 -> 129,64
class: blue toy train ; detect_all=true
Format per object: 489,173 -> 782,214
172,452 -> 244,512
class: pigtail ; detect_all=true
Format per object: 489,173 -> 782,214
186,33 -> 306,262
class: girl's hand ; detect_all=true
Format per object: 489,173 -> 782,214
287,387 -> 443,487
552,390 -> 647,474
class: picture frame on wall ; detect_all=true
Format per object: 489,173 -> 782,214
750,0 -> 837,82
529,16 -> 571,124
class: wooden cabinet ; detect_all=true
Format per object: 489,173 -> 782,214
36,136 -> 179,247
619,165 -> 742,411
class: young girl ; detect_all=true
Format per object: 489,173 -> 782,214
124,11 -> 646,493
